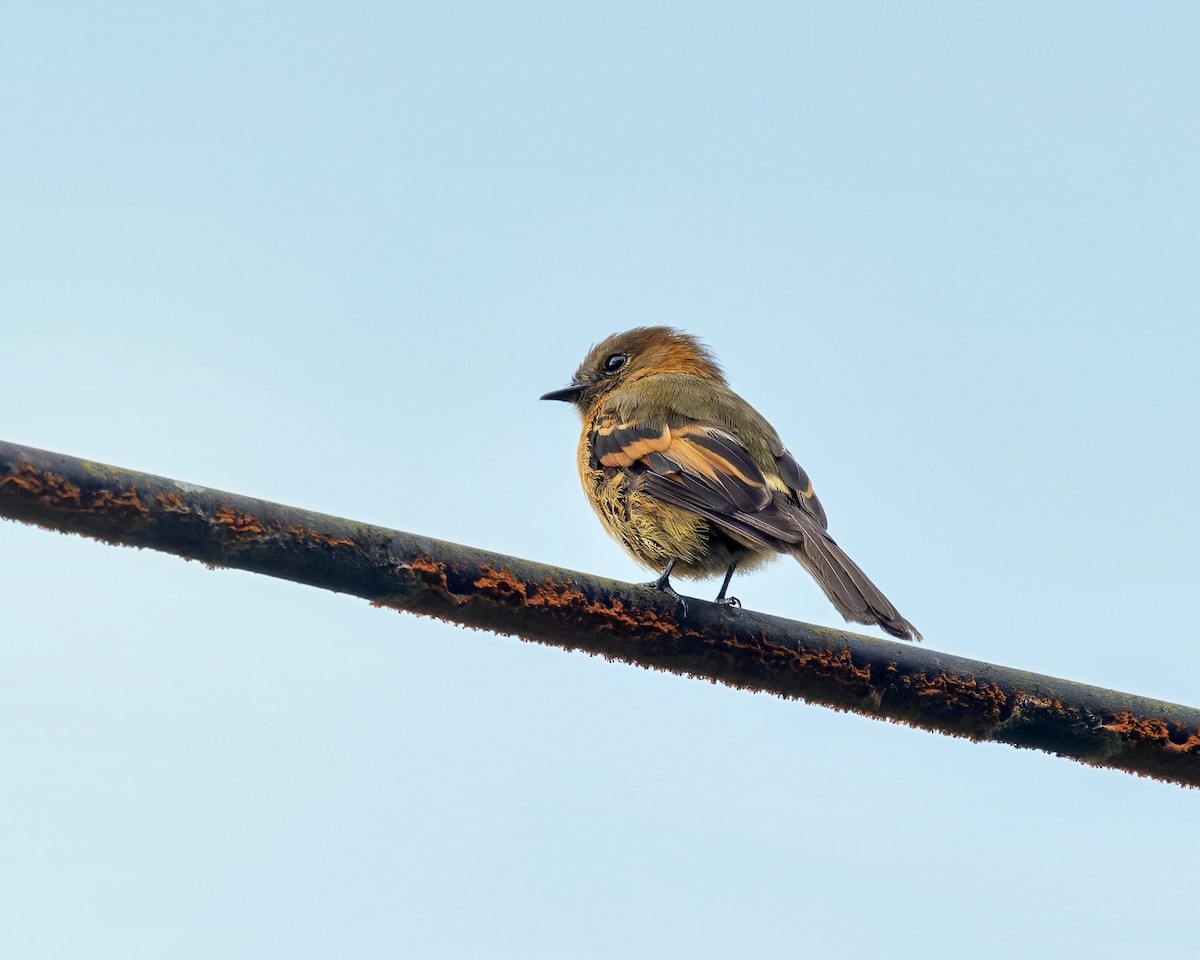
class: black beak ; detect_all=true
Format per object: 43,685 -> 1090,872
540,384 -> 587,403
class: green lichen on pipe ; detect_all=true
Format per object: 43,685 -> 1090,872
2,438 -> 1198,787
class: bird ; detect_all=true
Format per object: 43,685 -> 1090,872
541,326 -> 921,641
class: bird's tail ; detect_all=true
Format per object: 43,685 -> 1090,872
789,532 -> 921,642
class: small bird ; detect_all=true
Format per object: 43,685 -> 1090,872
541,326 -> 921,641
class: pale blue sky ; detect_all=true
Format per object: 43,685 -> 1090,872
2,3 -> 1198,957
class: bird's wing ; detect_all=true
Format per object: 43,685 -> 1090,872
589,413 -> 817,547
591,415 -> 770,513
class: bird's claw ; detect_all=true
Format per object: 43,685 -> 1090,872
642,578 -> 688,618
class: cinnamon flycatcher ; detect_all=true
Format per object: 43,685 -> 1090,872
541,326 -> 921,641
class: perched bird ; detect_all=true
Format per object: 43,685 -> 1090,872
541,326 -> 921,641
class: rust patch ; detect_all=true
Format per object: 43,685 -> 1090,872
286,525 -> 354,548
902,670 -> 1008,724
474,566 -> 529,601
1101,712 -> 1200,754
385,561 -> 681,635
92,485 -> 149,516
533,580 -> 677,635
797,644 -> 872,686
401,555 -> 468,606
471,565 -> 678,635
155,491 -> 188,512
1,464 -> 147,519
1013,694 -> 1081,723
214,505 -> 268,536
409,555 -> 448,582
1,463 -> 84,507
1022,695 -> 1065,711
716,630 -> 875,700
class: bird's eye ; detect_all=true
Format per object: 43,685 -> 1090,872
603,353 -> 628,374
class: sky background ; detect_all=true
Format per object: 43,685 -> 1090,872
2,3 -> 1198,957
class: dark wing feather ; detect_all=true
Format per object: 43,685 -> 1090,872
590,416 -> 771,515
591,418 -> 671,468
767,436 -> 828,530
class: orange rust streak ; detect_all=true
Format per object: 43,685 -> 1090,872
721,631 -> 874,692
1102,712 -> 1200,753
92,486 -> 150,516
471,564 -> 678,634
1,465 -> 147,516
526,577 -> 641,622
286,525 -> 354,548
1017,695 -> 1080,720
408,556 -> 445,579
905,670 -> 1008,722
155,491 -> 188,511
214,505 -> 268,535
473,565 -> 528,600
0,464 -> 84,507
391,555 -> 468,607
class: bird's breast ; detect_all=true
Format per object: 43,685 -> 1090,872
575,456 -> 761,579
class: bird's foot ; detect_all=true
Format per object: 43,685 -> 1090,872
713,563 -> 739,610
643,560 -> 687,617
642,578 -> 688,618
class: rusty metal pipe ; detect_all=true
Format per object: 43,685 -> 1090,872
2,439 -> 1197,787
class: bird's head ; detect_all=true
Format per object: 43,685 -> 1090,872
540,326 -> 724,411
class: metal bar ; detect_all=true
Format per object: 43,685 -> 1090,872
2,438 -> 1197,787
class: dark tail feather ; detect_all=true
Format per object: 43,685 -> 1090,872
790,532 -> 922,642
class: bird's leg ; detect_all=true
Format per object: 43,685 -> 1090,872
643,559 -> 687,616
714,563 -> 741,608
648,558 -> 677,591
